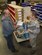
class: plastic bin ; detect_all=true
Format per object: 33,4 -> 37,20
21,2 -> 31,7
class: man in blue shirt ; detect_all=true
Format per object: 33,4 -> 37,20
2,9 -> 18,52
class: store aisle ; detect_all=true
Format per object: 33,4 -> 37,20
0,18 -> 42,55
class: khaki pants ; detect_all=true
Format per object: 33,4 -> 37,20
30,37 -> 36,48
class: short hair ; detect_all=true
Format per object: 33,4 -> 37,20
31,10 -> 37,18
27,16 -> 30,20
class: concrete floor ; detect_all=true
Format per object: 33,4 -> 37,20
0,19 -> 42,55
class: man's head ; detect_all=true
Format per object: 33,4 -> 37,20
4,9 -> 10,16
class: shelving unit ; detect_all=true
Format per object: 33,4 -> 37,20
31,4 -> 42,26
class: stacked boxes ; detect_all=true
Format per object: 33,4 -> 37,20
8,4 -> 31,23
8,4 -> 23,24
17,9 -> 23,20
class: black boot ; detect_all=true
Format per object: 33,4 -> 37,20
11,48 -> 18,52
31,47 -> 37,54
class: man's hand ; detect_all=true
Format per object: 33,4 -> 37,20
28,29 -> 33,33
